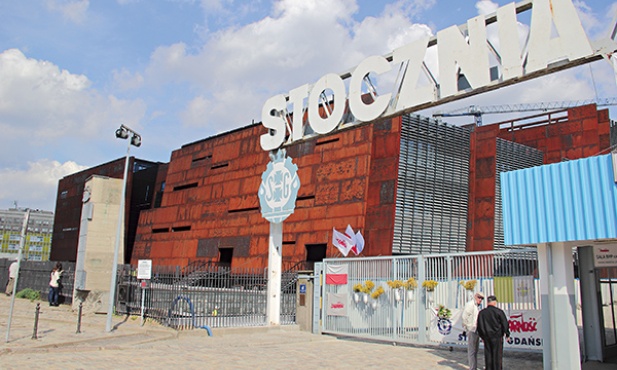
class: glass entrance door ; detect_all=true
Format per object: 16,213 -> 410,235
598,268 -> 617,347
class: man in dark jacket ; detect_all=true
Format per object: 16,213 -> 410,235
477,295 -> 510,370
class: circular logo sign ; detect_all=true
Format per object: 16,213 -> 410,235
258,150 -> 300,223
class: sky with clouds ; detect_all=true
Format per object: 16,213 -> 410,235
0,0 -> 616,212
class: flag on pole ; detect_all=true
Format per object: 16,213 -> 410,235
332,227 -> 353,256
351,230 -> 365,256
333,225 -> 365,256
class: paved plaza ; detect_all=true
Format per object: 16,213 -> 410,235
0,295 -> 613,369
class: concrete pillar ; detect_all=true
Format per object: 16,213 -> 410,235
266,222 -> 282,325
537,242 -> 581,370
577,246 -> 603,362
296,273 -> 313,331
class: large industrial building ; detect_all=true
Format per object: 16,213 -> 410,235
121,103 -> 614,269
51,157 -> 166,263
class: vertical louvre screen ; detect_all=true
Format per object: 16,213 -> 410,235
494,138 -> 543,248
393,115 -> 471,255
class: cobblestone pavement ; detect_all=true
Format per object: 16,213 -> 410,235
0,295 -> 612,369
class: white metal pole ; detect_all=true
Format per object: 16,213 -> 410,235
5,209 -> 30,342
105,141 -> 131,332
266,222 -> 282,325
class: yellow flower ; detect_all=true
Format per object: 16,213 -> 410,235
387,280 -> 404,289
371,286 -> 385,299
405,277 -> 418,290
352,283 -> 363,293
460,279 -> 477,291
422,280 -> 438,291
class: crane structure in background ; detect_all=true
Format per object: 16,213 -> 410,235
432,97 -> 617,126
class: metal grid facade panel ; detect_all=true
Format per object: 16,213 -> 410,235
393,115 -> 471,255
493,139 -> 544,248
501,154 -> 617,245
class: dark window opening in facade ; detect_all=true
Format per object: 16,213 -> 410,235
219,247 -> 233,266
305,243 -> 327,270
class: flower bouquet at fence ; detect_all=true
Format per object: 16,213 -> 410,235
422,279 -> 438,292
386,279 -> 404,302
370,286 -> 385,309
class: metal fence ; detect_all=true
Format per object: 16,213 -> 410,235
0,258 -> 75,304
116,263 -> 298,330
321,249 -> 542,348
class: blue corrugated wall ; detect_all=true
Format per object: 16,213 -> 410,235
501,154 -> 617,245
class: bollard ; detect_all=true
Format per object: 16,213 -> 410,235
76,302 -> 83,334
32,303 -> 40,340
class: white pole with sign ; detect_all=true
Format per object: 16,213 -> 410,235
258,150 -> 300,325
137,259 -> 152,326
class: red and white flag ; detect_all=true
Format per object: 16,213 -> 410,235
332,227 -> 353,256
325,264 -> 348,285
333,225 -> 365,256
351,229 -> 365,256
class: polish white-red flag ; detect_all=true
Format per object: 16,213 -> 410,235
332,227 -> 353,257
325,264 -> 348,285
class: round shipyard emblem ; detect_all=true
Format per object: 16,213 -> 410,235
258,150 -> 300,223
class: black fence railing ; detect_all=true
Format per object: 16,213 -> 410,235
115,263 -> 298,330
0,259 -> 76,304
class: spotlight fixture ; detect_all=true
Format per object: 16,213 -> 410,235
115,127 -> 129,139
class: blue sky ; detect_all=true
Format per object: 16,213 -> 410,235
0,0 -> 616,212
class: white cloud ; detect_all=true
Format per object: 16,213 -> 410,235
0,160 -> 87,211
143,0 -> 433,132
0,48 -> 148,211
475,0 -> 498,16
46,0 -> 90,24
0,49 -> 146,146
112,68 -> 144,91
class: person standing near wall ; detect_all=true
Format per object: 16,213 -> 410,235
462,292 -> 484,370
48,262 -> 63,306
5,259 -> 18,296
477,295 -> 510,370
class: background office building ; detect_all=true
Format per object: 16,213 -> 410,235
0,207 -> 54,261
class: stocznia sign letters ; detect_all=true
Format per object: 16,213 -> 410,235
260,0 -> 615,151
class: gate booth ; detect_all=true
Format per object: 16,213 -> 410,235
578,247 -> 617,362
501,153 -> 617,367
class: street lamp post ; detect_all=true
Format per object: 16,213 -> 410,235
106,124 -> 141,332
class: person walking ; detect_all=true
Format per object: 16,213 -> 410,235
477,295 -> 510,370
48,262 -> 63,306
462,292 -> 484,370
5,259 -> 18,296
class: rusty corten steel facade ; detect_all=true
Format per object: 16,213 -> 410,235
128,104 -> 614,269
50,157 -> 165,262
467,104 -> 613,251
131,117 -> 400,269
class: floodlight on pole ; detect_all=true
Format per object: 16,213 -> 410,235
106,124 -> 141,333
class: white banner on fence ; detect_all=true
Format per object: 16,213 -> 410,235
429,307 -> 464,342
505,310 -> 543,350
326,293 -> 348,316
429,308 -> 542,350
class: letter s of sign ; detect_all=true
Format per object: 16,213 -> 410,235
260,94 -> 287,151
